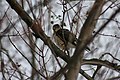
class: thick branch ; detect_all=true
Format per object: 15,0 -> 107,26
6,0 -> 33,27
66,0 -> 105,80
82,59 -> 120,72
6,0 -> 70,61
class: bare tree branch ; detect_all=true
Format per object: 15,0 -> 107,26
5,0 -> 120,80
66,0 -> 105,80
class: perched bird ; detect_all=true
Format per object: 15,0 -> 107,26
53,24 -> 90,51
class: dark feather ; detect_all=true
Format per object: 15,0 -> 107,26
56,29 -> 77,46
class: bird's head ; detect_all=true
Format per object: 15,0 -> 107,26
53,24 -> 61,32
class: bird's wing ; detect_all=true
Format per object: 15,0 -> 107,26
56,29 -> 77,46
